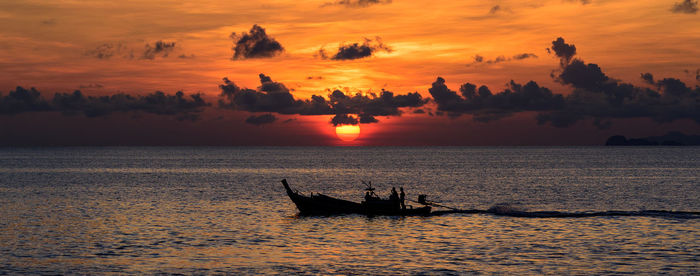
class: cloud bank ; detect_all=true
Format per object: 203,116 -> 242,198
0,87 -> 209,120
218,73 -> 426,125
433,37 -> 699,128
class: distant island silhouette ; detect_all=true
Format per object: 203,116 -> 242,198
605,131 -> 700,146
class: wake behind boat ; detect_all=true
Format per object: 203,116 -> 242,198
281,179 -> 431,216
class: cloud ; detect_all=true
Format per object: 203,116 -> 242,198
218,74 -> 427,125
467,53 -> 537,66
564,0 -> 591,5
513,53 -> 538,60
318,37 -> 392,60
671,0 -> 698,14
640,73 -> 655,85
85,43 -> 130,59
86,41 -> 178,60
218,73 -> 304,114
331,114 -> 359,125
230,25 -> 284,59
41,18 -> 57,25
359,114 -> 378,124
0,87 -> 51,114
557,59 -> 610,91
322,0 -> 391,8
142,41 -> 176,59
550,37 -> 576,66
245,114 -> 277,125
489,5 -> 502,14
538,38 -> 700,127
0,87 -> 209,120
433,37 -> 700,128
78,83 -> 104,89
488,5 -> 513,15
429,77 -> 565,121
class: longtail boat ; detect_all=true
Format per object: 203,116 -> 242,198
281,179 -> 431,216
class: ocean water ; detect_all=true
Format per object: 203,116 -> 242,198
0,147 -> 698,274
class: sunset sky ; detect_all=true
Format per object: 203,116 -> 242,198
1,0 -> 698,146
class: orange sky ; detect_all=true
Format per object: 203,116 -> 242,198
0,0 -> 699,145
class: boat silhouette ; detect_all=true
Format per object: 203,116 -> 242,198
281,179 -> 431,216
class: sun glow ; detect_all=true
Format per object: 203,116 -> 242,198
335,125 -> 361,142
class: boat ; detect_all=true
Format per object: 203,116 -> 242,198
281,179 -> 431,216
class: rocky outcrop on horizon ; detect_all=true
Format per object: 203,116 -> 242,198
605,131 -> 700,146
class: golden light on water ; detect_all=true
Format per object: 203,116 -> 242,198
335,125 -> 360,142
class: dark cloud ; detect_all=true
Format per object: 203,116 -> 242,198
358,114 -> 378,124
489,5 -> 502,14
85,43 -> 130,59
245,114 -> 277,125
142,41 -> 176,59
0,87 -> 208,120
488,5 -> 513,15
558,59 -> 610,91
319,37 -> 392,60
331,114 -> 359,125
230,25 -> 284,60
218,74 -> 427,125
467,53 -> 537,66
537,38 -> 700,127
306,76 -> 324,80
41,18 -> 56,25
86,41 -> 178,60
79,83 -> 104,89
687,68 -> 700,81
513,53 -> 538,60
564,0 -> 591,5
671,0 -> 698,14
434,37 -> 700,128
550,37 -> 576,66
429,77 -> 565,121
0,87 -> 51,114
322,0 -> 391,8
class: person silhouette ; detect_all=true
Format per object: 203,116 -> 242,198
399,187 -> 406,210
390,187 -> 399,210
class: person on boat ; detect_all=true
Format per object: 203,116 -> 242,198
365,191 -> 372,202
390,187 -> 399,210
399,187 -> 406,210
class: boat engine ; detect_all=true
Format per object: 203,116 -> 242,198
418,194 -> 427,205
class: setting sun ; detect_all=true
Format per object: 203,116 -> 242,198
335,125 -> 361,142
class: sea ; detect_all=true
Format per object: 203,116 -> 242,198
0,147 -> 698,274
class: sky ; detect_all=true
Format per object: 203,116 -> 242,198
0,0 -> 699,146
